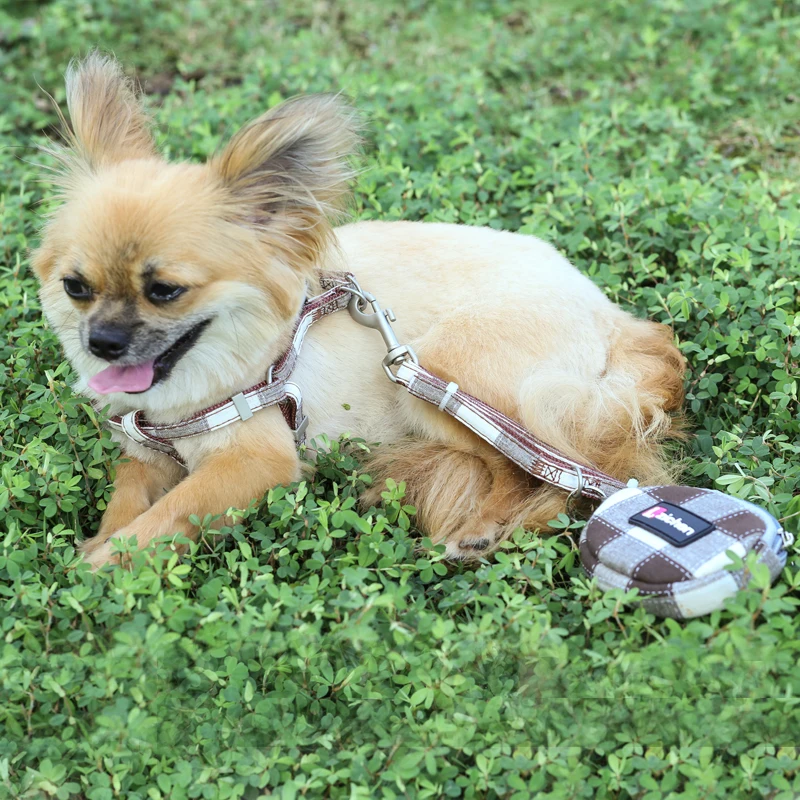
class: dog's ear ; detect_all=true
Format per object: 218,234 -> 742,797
210,94 -> 360,271
64,52 -> 156,169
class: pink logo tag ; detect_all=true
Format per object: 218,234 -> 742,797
642,505 -> 667,519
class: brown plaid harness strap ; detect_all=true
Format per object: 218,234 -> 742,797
106,273 -> 354,464
107,271 -> 627,500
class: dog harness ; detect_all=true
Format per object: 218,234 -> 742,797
108,271 -> 625,499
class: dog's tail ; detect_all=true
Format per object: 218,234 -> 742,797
518,314 -> 686,486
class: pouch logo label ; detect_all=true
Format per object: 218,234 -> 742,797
642,505 -> 667,519
629,501 -> 714,547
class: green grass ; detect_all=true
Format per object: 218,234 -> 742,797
2,0 -> 800,797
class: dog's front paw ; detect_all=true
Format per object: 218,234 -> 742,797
80,514 -> 189,572
80,540 -> 121,571
80,512 -> 152,570
80,493 -> 153,569
79,528 -> 135,571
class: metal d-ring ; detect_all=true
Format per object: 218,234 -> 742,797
565,464 -> 585,517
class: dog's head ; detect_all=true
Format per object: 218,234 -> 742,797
32,54 -> 358,417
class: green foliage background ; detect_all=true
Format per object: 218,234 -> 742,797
2,0 -> 800,797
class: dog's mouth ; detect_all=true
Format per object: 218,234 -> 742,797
87,318 -> 212,395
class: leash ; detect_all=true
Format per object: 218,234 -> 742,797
108,272 -> 627,500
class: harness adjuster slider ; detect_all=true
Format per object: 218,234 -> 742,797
231,392 -> 254,422
438,382 -> 459,412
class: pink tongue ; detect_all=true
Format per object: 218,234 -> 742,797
88,361 -> 156,394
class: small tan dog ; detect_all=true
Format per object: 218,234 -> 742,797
32,54 -> 685,569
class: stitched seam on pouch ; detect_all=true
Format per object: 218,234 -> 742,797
631,549 -> 693,581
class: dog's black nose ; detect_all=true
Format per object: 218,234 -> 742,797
88,323 -> 131,360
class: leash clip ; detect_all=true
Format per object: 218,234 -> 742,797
346,277 -> 418,383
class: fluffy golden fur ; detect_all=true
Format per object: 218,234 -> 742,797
32,54 -> 685,569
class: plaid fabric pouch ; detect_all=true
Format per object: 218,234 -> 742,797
579,485 -> 791,619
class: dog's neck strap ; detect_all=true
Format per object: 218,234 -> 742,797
107,271 -> 627,500
107,272 -> 354,465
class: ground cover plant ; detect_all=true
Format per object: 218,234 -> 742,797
1,0 -> 800,797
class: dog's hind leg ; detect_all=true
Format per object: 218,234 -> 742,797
361,308 -> 684,558
362,426 -> 664,561
358,307 -> 586,557
361,438 -> 563,559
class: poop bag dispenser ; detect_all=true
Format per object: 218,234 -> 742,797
580,484 -> 790,619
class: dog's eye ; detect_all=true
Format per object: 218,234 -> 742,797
63,277 -> 93,300
146,282 -> 186,303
